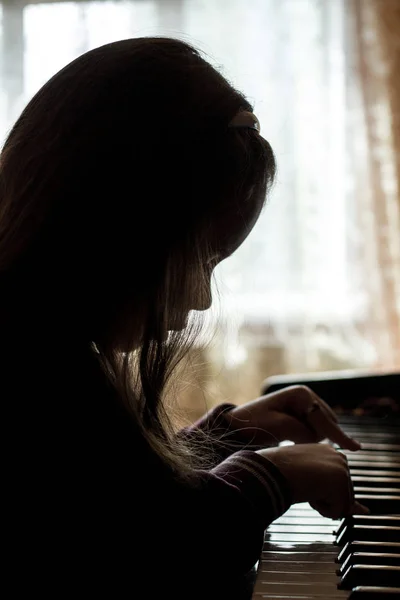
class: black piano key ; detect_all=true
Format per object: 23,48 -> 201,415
335,516 -> 400,538
352,476 -> 400,488
349,462 -> 400,471
336,526 -> 400,546
257,597 -> 347,600
348,586 -> 400,598
353,448 -> 400,454
339,564 -> 400,589
337,542 -> 400,564
354,495 -> 400,515
338,553 -> 400,575
349,435 -> 400,443
347,434 -> 400,442
351,470 -> 400,478
352,444 -> 400,452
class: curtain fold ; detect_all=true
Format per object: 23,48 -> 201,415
346,0 -> 400,370
375,0 -> 400,191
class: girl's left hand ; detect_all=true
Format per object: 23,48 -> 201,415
226,385 -> 361,451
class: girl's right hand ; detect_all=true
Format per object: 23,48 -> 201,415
258,443 -> 369,520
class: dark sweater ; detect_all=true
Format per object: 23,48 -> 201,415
4,344 -> 292,598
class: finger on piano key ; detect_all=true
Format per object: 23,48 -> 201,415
339,564 -> 400,589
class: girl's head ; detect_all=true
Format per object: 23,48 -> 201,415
0,38 -> 276,471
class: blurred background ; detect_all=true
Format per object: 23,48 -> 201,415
1,0 -> 399,419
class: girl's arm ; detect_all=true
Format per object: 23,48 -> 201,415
179,403 -> 265,464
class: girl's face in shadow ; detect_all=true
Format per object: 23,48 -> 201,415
170,185 -> 265,329
112,188 -> 265,348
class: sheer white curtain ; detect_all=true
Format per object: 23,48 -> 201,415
1,0 -> 398,410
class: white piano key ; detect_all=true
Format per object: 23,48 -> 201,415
267,524 -> 335,534
253,580 -> 349,597
265,533 -> 337,543
256,570 -> 338,583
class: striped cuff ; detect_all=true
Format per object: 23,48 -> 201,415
211,450 -> 292,528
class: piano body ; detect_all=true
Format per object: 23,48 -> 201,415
250,370 -> 400,599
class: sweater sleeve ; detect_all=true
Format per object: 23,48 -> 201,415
209,449 -> 292,529
133,447 -> 293,593
179,403 -> 265,465
41,442 -> 292,598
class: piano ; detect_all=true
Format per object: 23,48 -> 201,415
251,370 -> 400,599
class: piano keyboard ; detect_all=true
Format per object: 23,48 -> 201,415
252,416 -> 400,599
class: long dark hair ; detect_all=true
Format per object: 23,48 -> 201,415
0,38 -> 276,478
